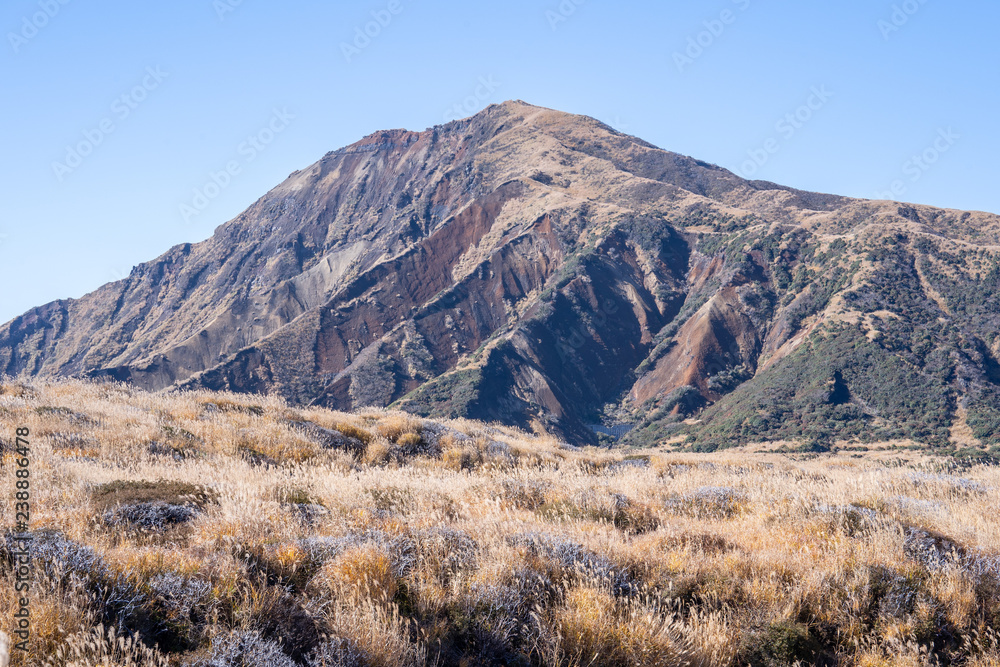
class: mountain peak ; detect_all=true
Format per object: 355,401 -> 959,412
491,98 -> 544,111
3,104 -> 999,448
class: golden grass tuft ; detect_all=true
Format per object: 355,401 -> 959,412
321,544 -> 399,602
331,420 -> 374,444
372,412 -> 423,442
362,437 -> 396,465
440,434 -> 483,471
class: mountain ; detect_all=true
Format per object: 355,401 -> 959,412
3,101 -> 999,450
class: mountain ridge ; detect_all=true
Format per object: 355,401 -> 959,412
4,100 -> 1000,449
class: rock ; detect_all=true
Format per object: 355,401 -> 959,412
102,502 -> 200,532
904,527 -> 966,571
284,419 -> 365,454
286,502 -> 329,525
418,421 -> 471,451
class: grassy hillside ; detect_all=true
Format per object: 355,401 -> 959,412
1,380 -> 999,666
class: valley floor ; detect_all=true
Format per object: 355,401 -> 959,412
1,380 -> 999,666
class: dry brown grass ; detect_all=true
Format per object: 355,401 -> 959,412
42,625 -> 170,667
320,544 -> 398,602
0,379 -> 998,666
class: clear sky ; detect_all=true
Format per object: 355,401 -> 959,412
2,0 -> 997,324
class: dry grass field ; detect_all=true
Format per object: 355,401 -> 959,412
1,379 -> 999,666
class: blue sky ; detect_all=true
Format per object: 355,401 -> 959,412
2,0 -> 997,324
